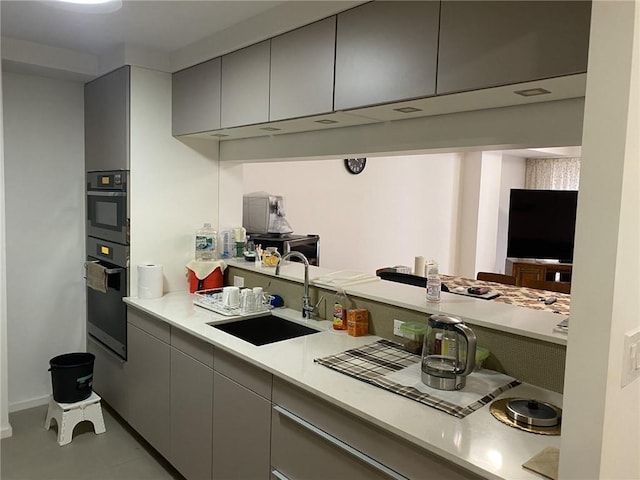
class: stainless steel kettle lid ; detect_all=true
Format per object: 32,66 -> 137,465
506,399 -> 561,427
428,314 -> 463,327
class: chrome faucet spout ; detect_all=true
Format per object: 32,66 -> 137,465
275,251 -> 317,318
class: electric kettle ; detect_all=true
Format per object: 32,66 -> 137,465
421,314 -> 477,391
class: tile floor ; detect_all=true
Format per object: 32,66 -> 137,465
1,403 -> 184,480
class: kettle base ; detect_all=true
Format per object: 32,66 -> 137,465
421,371 -> 465,391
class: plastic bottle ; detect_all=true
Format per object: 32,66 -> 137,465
333,290 -> 348,331
426,260 -> 441,303
195,223 -> 217,261
220,230 -> 232,259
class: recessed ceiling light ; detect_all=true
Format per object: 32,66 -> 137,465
514,88 -> 551,97
315,119 -> 338,125
59,0 -> 114,4
260,127 -> 281,132
209,133 -> 229,138
48,0 -> 122,13
393,107 -> 422,113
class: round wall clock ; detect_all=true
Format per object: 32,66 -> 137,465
344,158 -> 367,175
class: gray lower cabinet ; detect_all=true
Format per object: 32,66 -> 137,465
172,58 -> 221,136
170,340 -> 213,480
126,311 -> 171,460
86,336 -> 128,421
271,406 -> 390,480
221,40 -> 271,128
269,17 -> 336,121
84,65 -> 130,171
271,378 -> 482,480
437,1 -> 592,94
334,1 -> 440,111
213,349 -> 272,480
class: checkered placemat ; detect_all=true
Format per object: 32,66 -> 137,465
314,339 -> 521,418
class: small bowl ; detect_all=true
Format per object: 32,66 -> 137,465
243,252 -> 256,262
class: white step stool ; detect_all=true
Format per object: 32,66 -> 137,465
44,392 -> 106,446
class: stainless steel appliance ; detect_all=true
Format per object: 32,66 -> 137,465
87,170 -> 129,245
421,314 -> 477,390
242,192 -> 293,235
248,234 -> 320,266
86,169 -> 130,360
86,237 -> 128,360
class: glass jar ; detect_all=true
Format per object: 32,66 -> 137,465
261,247 -> 281,267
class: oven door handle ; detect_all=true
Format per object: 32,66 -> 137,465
87,191 -> 126,197
85,260 -> 125,275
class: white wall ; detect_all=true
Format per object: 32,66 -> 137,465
475,152 -> 502,275
129,67 -> 219,294
3,72 -> 85,411
0,32 -> 13,438
495,155 -> 526,273
560,2 -> 640,478
243,153 -> 461,274
456,152 -> 482,277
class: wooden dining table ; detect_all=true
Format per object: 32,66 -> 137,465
441,274 -> 570,315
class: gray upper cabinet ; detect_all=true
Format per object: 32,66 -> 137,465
85,65 -> 129,171
437,1 -> 592,95
270,17 -> 336,121
221,40 -> 271,128
334,1 -> 440,111
172,58 -> 221,136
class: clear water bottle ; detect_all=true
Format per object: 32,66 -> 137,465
426,260 -> 441,303
195,223 -> 217,261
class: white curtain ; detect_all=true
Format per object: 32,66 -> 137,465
525,157 -> 581,190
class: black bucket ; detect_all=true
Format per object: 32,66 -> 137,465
49,352 -> 95,403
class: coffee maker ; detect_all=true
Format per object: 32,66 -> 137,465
242,192 -> 293,235
421,314 -> 477,391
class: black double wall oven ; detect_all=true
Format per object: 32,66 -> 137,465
86,170 -> 129,360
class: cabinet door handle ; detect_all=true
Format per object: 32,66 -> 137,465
273,405 -> 407,480
271,469 -> 290,480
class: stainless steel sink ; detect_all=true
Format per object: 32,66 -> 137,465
209,314 -> 321,346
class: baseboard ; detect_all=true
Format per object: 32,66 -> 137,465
9,395 -> 50,413
1,424 -> 13,439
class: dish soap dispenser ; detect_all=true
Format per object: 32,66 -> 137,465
333,290 -> 348,330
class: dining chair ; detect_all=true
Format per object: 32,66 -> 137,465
476,272 -> 517,286
521,278 -> 571,294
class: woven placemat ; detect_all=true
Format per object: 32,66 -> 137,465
315,339 -> 520,418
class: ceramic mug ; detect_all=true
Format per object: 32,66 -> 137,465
222,286 -> 240,308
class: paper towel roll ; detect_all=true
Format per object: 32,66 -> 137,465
138,264 -> 163,299
414,256 -> 425,277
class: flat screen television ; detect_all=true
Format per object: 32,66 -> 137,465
506,189 -> 578,262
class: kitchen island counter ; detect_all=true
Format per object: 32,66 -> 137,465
124,290 -> 562,480
227,258 -> 569,346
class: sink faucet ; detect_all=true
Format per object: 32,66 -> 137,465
275,251 -> 321,318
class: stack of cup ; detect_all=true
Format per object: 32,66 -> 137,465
221,286 -> 240,309
239,286 -> 267,313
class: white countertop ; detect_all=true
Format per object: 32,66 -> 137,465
124,290 -> 563,480
227,259 -> 569,346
